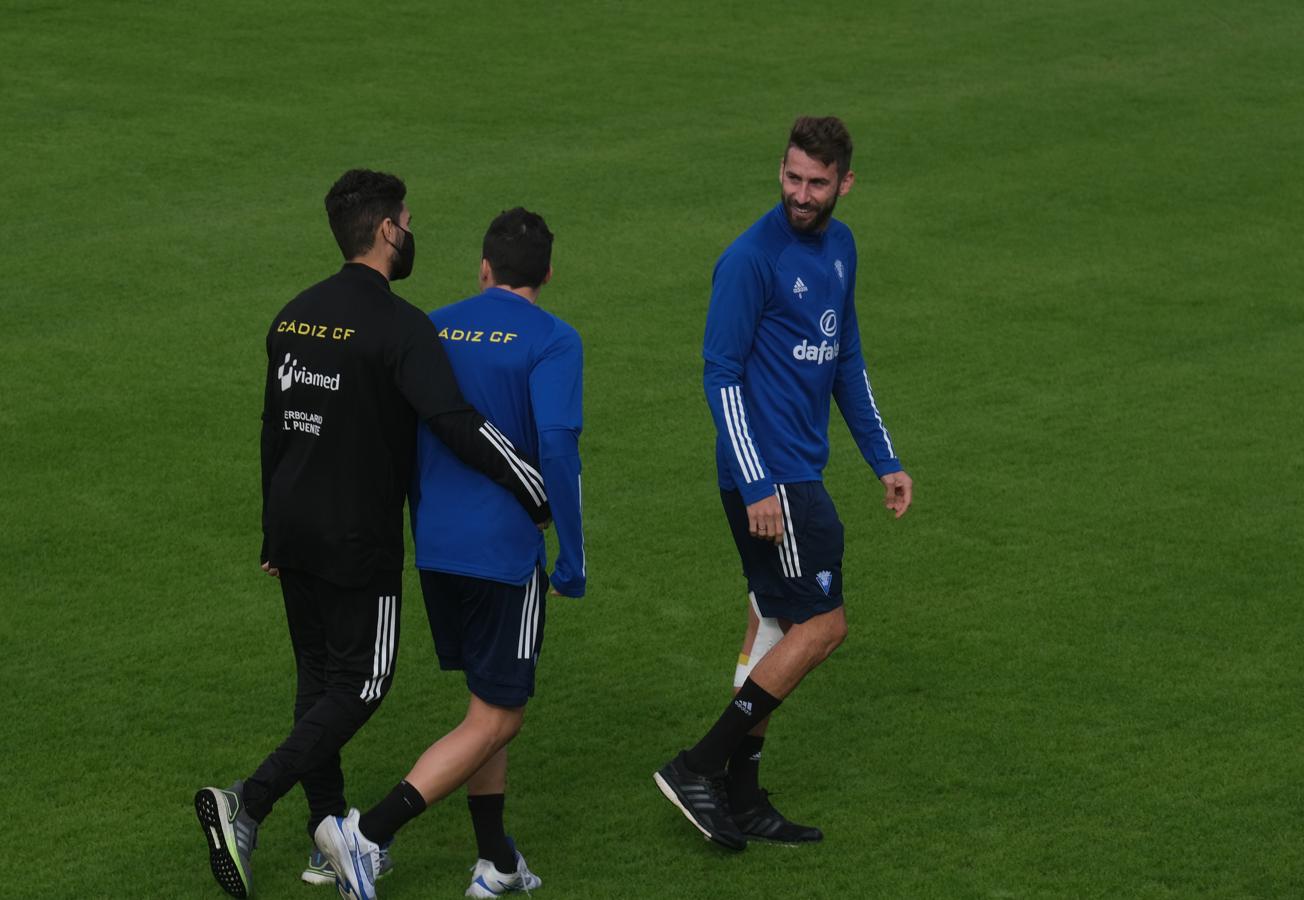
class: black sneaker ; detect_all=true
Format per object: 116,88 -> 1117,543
653,752 -> 747,851
732,789 -> 823,844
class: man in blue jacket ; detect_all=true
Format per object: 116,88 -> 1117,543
315,208 -> 585,899
655,116 -> 914,850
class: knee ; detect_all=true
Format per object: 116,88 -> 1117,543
813,611 -> 848,659
468,699 -> 525,747
829,613 -> 849,647
493,708 -> 524,744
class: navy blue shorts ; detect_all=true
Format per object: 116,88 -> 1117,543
721,482 -> 844,623
419,564 -> 546,708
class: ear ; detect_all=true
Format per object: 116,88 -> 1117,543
837,169 -> 856,197
541,265 -> 553,287
478,258 -> 492,287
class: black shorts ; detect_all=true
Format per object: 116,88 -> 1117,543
721,482 -> 844,623
419,564 -> 546,708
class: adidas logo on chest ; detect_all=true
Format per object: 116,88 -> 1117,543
792,277 -> 808,298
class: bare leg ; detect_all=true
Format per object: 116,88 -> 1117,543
405,695 -> 523,805
748,606 -> 847,700
467,747 -> 508,796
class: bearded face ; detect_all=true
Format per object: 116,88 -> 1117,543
778,147 -> 852,234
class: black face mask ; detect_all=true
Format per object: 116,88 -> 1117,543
386,225 -> 415,281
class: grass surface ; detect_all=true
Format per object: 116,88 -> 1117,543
3,1 -> 1302,897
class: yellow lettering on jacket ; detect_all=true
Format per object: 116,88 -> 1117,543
275,320 -> 355,340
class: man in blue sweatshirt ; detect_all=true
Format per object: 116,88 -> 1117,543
315,208 -> 584,899
655,116 -> 914,851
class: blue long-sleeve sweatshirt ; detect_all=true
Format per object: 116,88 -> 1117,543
703,203 -> 902,505
411,287 -> 585,596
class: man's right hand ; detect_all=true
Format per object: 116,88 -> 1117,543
747,493 -> 784,544
261,561 -> 280,578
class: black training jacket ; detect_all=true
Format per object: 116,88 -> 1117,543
260,263 -> 550,587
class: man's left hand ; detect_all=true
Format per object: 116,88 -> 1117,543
881,471 -> 913,519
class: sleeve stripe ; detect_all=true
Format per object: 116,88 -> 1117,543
863,370 -> 896,459
482,421 -> 546,491
478,425 -> 546,506
731,386 -> 766,482
723,385 -> 765,483
721,386 -> 759,483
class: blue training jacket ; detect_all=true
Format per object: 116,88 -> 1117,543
703,203 -> 902,505
411,287 -> 585,596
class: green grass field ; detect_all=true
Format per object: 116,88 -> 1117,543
4,1 -> 1302,897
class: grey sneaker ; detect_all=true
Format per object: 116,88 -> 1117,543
302,849 -> 334,886
302,840 -> 394,885
314,809 -> 380,900
195,781 -> 259,898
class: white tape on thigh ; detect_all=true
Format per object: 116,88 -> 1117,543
733,592 -> 783,688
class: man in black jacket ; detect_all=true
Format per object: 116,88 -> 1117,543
195,169 -> 550,899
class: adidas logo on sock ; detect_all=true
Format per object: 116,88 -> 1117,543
734,698 -> 754,716
792,277 -> 808,297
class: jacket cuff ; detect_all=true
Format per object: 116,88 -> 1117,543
550,570 -> 585,598
738,478 -> 777,506
871,458 -> 903,479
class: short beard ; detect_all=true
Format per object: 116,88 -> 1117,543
780,189 -> 837,234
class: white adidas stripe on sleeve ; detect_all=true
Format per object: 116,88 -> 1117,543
479,425 -> 545,506
862,370 -> 896,459
722,385 -> 765,483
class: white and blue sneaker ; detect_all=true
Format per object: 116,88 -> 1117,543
465,838 -> 541,898
313,809 -> 380,900
302,840 -> 394,885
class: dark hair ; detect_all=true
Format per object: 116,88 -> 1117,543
324,169 -> 406,259
482,207 -> 554,289
787,116 -> 853,179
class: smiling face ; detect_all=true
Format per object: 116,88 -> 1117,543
779,146 -> 855,233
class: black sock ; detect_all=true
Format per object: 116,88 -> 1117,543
241,778 -> 272,824
358,780 -> 426,845
684,679 -> 782,775
468,794 -> 516,872
726,734 -> 766,810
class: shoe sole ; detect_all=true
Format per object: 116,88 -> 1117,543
738,831 -> 824,845
304,853 -> 394,887
313,817 -> 375,900
195,789 -> 251,899
465,868 -> 543,897
302,868 -> 334,886
736,816 -> 823,845
653,771 -> 746,851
